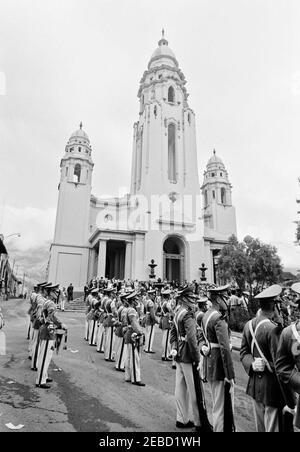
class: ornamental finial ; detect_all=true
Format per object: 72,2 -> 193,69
79,122 -> 83,129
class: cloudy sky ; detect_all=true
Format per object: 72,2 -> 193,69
1,0 -> 300,281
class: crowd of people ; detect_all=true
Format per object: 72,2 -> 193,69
19,277 -> 300,432
82,279 -> 300,432
26,282 -> 67,388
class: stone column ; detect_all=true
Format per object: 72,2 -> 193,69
97,240 -> 107,278
124,242 -> 132,280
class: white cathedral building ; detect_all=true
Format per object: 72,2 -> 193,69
48,32 -> 237,291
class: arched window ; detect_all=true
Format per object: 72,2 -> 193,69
65,167 -> 68,177
221,187 -> 226,205
168,86 -> 175,103
74,163 -> 81,183
137,129 -> 143,190
204,190 -> 208,207
187,113 -> 191,125
168,123 -> 177,183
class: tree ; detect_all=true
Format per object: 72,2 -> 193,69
218,235 -> 283,297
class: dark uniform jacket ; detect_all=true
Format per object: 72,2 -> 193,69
124,306 -> 143,345
115,305 -> 127,338
170,305 -> 200,365
199,308 -> 235,381
39,312 -> 63,341
240,313 -> 295,408
276,321 -> 300,426
160,300 -> 173,330
145,299 -> 158,326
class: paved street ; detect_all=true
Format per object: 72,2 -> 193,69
0,299 -> 255,432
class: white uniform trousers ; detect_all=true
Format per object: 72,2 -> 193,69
125,343 -> 141,383
89,320 -> 98,345
84,319 -> 89,341
36,339 -> 54,386
144,324 -> 156,352
209,380 -> 233,432
161,328 -> 171,359
31,329 -> 40,369
104,326 -> 115,361
115,336 -> 126,370
96,323 -> 105,353
28,323 -> 35,357
253,401 -> 279,432
175,362 -> 200,428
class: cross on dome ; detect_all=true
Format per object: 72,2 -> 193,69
158,28 -> 168,46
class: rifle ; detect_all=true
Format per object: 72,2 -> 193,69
192,364 -> 213,432
223,381 -> 235,432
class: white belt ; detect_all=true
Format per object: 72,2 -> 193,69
210,342 -> 232,350
210,343 -> 220,349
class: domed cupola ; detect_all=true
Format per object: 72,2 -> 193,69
148,29 -> 179,69
65,122 -> 93,160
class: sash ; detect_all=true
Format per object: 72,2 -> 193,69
248,318 -> 273,373
201,310 -> 220,352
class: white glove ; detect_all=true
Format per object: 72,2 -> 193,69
201,345 -> 210,356
170,349 -> 177,358
61,323 -> 67,330
283,405 -> 296,416
252,358 -> 265,372
224,377 -> 235,389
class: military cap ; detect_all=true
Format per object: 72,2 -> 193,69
161,289 -> 171,295
254,284 -> 282,300
176,284 -> 198,300
291,283 -> 300,295
48,284 -> 59,291
147,289 -> 156,294
207,284 -> 230,293
91,288 -> 99,294
119,292 -> 129,299
198,296 -> 208,303
104,287 -> 116,293
126,291 -> 138,300
37,281 -> 48,288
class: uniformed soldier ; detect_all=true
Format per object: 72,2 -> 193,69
88,289 -> 100,346
114,293 -> 129,372
103,288 -> 117,362
31,282 -> 51,371
240,284 -> 295,432
144,289 -> 159,354
84,288 -> 92,341
160,289 -> 173,361
28,285 -> 38,358
170,284 -> 206,432
199,285 -> 235,432
27,285 -> 38,341
96,290 -> 108,353
36,286 -> 67,389
276,282 -> 300,430
124,292 -> 145,386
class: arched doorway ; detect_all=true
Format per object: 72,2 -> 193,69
163,236 -> 185,283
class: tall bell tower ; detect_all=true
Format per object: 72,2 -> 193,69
130,30 -> 200,200
48,124 -> 94,290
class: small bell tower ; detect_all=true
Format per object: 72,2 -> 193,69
48,124 -> 94,289
201,150 -> 237,239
